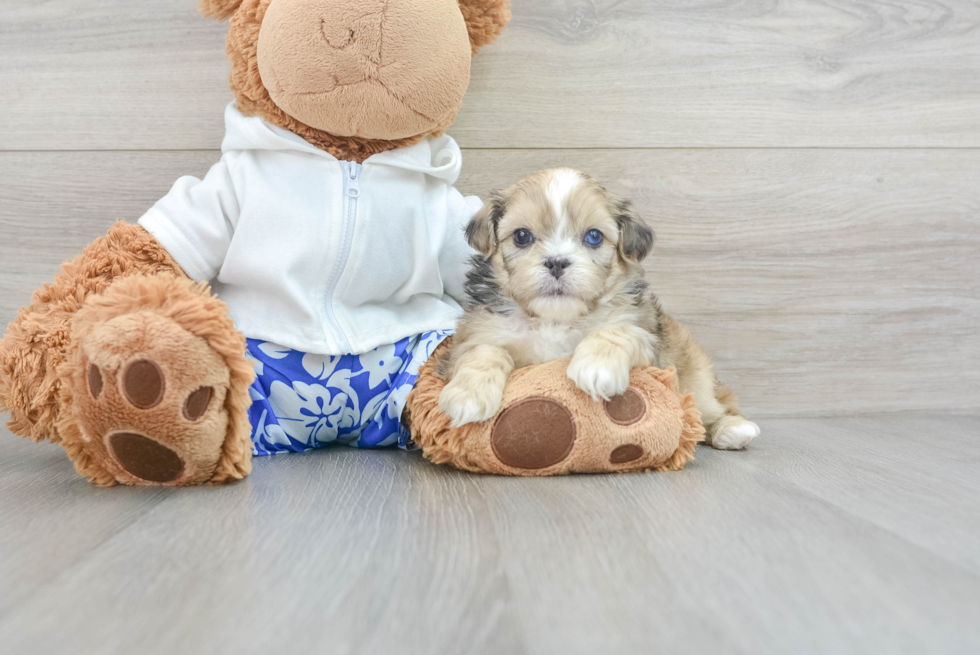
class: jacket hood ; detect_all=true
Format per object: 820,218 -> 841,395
220,102 -> 463,185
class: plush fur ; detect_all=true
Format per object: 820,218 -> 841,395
458,0 -> 511,54
440,169 -> 761,449
406,340 -> 705,475
0,222 -> 184,444
0,223 -> 254,485
57,275 -> 255,486
199,0 -> 245,21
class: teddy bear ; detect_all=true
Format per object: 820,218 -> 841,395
0,0 -> 703,486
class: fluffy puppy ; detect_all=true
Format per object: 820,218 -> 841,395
438,168 -> 760,450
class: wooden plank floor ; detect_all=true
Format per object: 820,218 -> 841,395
2,415 -> 979,654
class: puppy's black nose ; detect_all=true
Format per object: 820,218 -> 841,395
544,257 -> 571,278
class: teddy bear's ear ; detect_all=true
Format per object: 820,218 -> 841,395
198,0 -> 244,21
458,0 -> 512,54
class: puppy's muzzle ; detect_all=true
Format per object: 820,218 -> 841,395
544,257 -> 571,279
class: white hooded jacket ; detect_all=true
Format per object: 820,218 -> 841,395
139,103 -> 482,356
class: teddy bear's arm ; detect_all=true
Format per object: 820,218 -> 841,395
0,222 -> 185,443
138,157 -> 241,284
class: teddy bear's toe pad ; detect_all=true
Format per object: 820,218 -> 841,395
610,444 -> 644,464
491,397 -> 576,470
604,389 -> 646,425
122,359 -> 166,408
88,364 -> 104,397
184,386 -> 214,420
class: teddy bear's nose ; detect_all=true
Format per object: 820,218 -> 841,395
322,25 -> 357,50
318,2 -> 385,63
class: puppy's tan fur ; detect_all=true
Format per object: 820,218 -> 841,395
439,168 -> 759,450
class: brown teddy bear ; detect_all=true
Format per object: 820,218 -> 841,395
0,0 -> 702,486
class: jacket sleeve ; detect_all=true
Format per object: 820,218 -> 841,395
137,154 -> 241,283
440,187 -> 483,305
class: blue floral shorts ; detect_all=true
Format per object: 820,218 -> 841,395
244,331 -> 451,456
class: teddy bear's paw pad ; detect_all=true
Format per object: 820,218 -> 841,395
491,397 -> 576,470
108,432 -> 185,483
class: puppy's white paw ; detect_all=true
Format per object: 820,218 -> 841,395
439,378 -> 503,428
567,353 -> 630,402
711,418 -> 760,450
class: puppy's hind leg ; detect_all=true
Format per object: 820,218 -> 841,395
703,378 -> 760,450
666,318 -> 760,450
439,345 -> 514,427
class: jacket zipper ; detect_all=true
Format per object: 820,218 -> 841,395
323,161 -> 360,353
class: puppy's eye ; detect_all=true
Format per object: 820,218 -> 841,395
584,229 -> 604,247
513,229 -> 534,247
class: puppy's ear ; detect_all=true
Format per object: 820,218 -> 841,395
198,0 -> 243,21
613,199 -> 656,262
466,192 -> 506,258
458,0 -> 512,55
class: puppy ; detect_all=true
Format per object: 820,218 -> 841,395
438,168 -> 760,450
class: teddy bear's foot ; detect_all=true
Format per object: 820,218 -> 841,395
406,341 -> 706,476
75,313 -> 229,484
57,275 -> 255,486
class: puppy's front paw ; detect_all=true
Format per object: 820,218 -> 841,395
439,377 -> 504,428
567,352 -> 630,402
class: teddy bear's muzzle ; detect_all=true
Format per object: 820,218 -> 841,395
255,0 -> 472,140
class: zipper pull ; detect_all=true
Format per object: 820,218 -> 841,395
347,163 -> 360,198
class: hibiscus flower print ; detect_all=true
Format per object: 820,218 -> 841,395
356,343 -> 403,389
267,380 -> 347,447
244,331 -> 451,454
301,351 -> 342,380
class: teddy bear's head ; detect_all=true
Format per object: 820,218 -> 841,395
200,0 -> 510,161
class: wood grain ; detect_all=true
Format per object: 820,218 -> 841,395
2,149 -> 977,417
2,0 -> 980,150
0,437 -> 171,618
2,416 -> 980,654
743,415 -> 980,575
476,419 -> 980,654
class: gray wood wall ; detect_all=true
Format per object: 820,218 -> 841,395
1,0 -> 978,417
